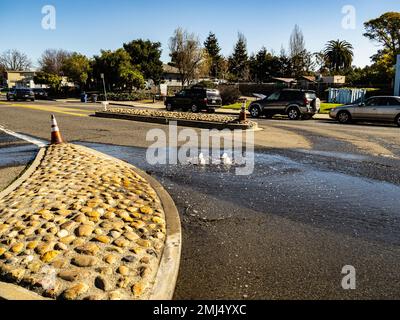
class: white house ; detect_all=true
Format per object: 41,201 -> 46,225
161,64 -> 182,87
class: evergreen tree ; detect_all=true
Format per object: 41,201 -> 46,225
204,32 -> 222,78
249,47 -> 282,82
228,33 -> 249,80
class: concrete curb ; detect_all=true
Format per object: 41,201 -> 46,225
0,148 -> 46,199
0,145 -> 181,300
99,102 -> 332,120
0,282 -> 50,300
105,102 -> 240,117
94,111 -> 257,130
74,145 -> 182,300
0,147 -> 49,300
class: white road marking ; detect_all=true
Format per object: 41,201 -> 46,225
0,125 -> 48,148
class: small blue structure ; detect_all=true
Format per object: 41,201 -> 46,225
80,92 -> 88,103
328,88 -> 366,104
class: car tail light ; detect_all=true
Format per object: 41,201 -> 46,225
304,97 -> 309,106
204,98 -> 208,103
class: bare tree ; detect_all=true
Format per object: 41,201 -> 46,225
195,49 -> 212,80
0,49 -> 32,71
38,49 -> 71,75
288,25 -> 312,77
169,28 -> 203,86
289,24 -> 305,58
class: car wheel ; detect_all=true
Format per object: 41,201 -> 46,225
191,104 -> 199,113
287,107 -> 300,120
249,105 -> 261,118
395,115 -> 400,127
166,103 -> 173,111
337,111 -> 352,124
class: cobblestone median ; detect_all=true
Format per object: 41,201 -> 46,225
104,107 -> 237,123
0,144 -> 166,300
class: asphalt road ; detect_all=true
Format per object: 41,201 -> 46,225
1,98 -> 400,299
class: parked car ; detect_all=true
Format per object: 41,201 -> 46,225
6,88 -> 35,101
329,96 -> 400,127
32,88 -> 48,100
165,87 -> 222,113
248,89 -> 320,120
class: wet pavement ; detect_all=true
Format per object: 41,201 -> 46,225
78,142 -> 400,243
77,141 -> 400,299
0,132 -> 40,190
0,132 -> 39,168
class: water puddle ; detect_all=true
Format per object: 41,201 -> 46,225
295,149 -> 367,161
0,144 -> 39,167
79,142 -> 400,244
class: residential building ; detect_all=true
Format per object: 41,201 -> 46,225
161,64 -> 182,87
321,75 -> 346,84
3,70 -> 35,88
298,75 -> 316,89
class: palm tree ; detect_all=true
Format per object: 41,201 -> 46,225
324,40 -> 354,72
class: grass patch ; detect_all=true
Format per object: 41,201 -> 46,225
319,103 -> 343,114
221,101 -> 252,110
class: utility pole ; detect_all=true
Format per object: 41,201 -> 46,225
100,73 -> 109,111
100,73 -> 107,101
395,55 -> 400,96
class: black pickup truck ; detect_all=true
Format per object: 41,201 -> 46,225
165,87 -> 222,113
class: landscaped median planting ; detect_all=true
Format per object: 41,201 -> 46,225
95,108 -> 258,130
0,143 -> 178,300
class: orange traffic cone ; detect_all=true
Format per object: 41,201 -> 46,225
50,114 -> 64,144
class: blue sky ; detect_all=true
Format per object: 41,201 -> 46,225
1,0 -> 399,69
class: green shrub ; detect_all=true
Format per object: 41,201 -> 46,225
98,91 -> 150,101
219,85 -> 241,105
